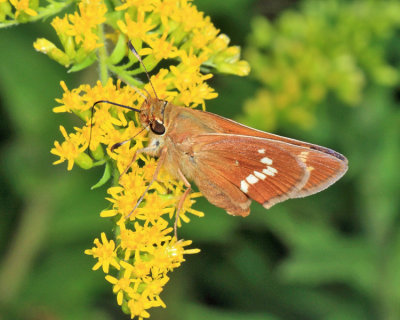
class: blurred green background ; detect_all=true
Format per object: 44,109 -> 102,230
1,0 -> 400,319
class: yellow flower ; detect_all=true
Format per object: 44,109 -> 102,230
177,80 -> 218,109
50,126 -> 88,170
136,193 -> 175,223
65,0 -> 107,51
143,69 -> 176,101
191,19 -> 219,50
116,0 -> 158,12
129,251 -> 152,278
140,276 -> 168,307
146,29 -> 178,61
117,11 -> 156,41
105,261 -> 136,305
53,81 -> 84,113
167,239 -> 201,257
177,3 -> 207,32
126,294 -> 152,320
9,0 -> 37,18
85,233 -> 120,273
172,191 -> 204,227
118,221 -> 172,260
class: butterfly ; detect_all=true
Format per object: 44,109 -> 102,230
92,42 -> 348,228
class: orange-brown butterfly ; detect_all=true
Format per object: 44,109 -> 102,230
92,42 -> 348,224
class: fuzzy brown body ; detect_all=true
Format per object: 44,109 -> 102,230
138,97 -> 348,216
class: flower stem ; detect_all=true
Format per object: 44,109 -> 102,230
97,24 -> 109,85
0,192 -> 52,305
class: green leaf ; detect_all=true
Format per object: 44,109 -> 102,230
108,33 -> 127,65
68,54 -> 96,73
91,161 -> 112,189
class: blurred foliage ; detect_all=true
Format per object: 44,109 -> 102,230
1,0 -> 400,320
242,0 -> 400,131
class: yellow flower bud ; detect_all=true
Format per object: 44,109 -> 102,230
75,152 -> 93,170
209,34 -> 230,52
91,144 -> 105,160
217,60 -> 251,77
33,38 -> 71,66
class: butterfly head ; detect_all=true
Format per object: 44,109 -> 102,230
139,97 -> 168,135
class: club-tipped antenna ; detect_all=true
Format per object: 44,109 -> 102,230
110,124 -> 148,152
127,41 -> 159,100
88,100 -> 141,150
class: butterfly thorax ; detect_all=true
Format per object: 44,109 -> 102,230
139,100 -> 214,180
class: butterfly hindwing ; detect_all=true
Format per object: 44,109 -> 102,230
190,134 -> 310,213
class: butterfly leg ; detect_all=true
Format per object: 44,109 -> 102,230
125,146 -> 168,218
118,140 -> 161,180
110,127 -> 148,180
174,169 -> 192,239
118,151 -> 139,181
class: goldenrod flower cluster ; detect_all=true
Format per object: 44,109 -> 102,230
0,0 -> 38,22
27,0 -> 250,318
0,0 -> 71,26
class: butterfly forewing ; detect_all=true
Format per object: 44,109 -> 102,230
190,134 -> 311,213
287,147 -> 348,198
108,97 -> 348,217
186,109 -> 348,198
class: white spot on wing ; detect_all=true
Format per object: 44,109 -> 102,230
240,180 -> 249,193
269,166 -> 277,174
261,157 -> 273,165
254,170 -> 266,180
246,174 -> 259,184
299,151 -> 309,163
263,166 -> 278,176
258,149 -> 266,154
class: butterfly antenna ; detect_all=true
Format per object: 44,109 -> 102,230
127,41 -> 159,100
128,84 -> 147,100
88,100 -> 141,149
110,124 -> 149,152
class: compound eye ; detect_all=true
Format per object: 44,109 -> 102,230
150,120 -> 165,135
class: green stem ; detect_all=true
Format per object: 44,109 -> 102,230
108,64 -> 144,87
92,159 -> 107,167
0,192 -> 52,305
97,24 -> 109,85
